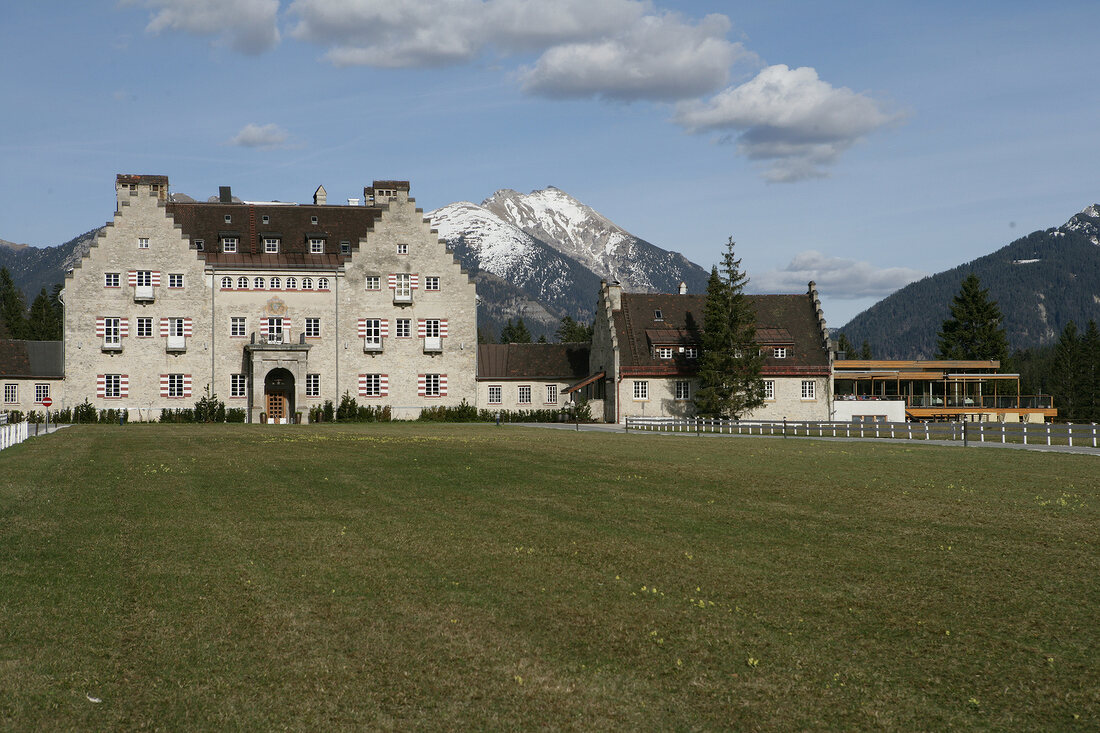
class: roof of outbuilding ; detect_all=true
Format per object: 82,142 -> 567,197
478,343 -> 591,380
0,340 -> 64,378
614,292 -> 828,373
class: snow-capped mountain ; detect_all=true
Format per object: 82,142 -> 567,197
428,187 -> 709,338
481,187 -> 708,294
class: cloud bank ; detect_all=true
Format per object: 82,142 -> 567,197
129,1 -> 900,179
753,250 -> 924,299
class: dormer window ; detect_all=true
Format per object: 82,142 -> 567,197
224,214 -> 232,223
264,237 -> 280,254
656,347 -> 673,359
685,346 -> 698,359
311,216 -> 318,225
310,238 -> 325,254
221,237 -> 238,253
262,215 -> 270,224
773,347 -> 788,359
654,309 -> 663,321
194,239 -> 204,251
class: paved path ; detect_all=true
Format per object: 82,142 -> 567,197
510,422 -> 1100,456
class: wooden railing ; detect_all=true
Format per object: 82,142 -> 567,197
624,417 -> 1099,448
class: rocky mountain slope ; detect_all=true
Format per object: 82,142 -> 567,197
839,205 -> 1100,358
429,187 -> 709,337
0,229 -> 100,300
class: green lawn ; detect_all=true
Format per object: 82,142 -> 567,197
1,424 -> 1097,729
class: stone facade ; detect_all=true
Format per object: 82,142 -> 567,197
590,281 -> 832,424
55,174 -> 477,421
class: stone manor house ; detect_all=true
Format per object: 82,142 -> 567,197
0,174 -> 833,423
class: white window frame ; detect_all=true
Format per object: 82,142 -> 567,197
395,319 -> 411,338
685,347 -> 698,359
517,385 -> 531,404
221,276 -> 232,289
222,237 -> 238,253
4,383 -> 17,403
365,276 -> 380,291
137,317 -> 153,338
267,317 -> 283,344
362,374 -> 382,397
230,374 -> 247,398
363,318 -> 382,347
35,384 -> 49,403
424,319 -> 441,338
397,243 -> 409,254
286,277 -> 297,289
340,241 -> 350,254
488,385 -> 502,404
237,276 -> 248,289
774,347 -> 788,359
423,373 -> 441,397
302,277 -> 314,290
656,347 -> 673,359
546,384 -> 558,404
104,273 -> 120,288
801,380 -> 816,400
194,239 -> 204,251
167,374 -> 185,398
394,273 -> 411,300
306,373 -> 320,397
318,277 -> 329,290
138,237 -> 149,249
270,277 -> 281,290
103,374 -> 121,399
305,317 -> 321,338
424,276 -> 440,291
254,277 -> 265,289
633,381 -> 649,401
230,317 -> 246,338
675,381 -> 690,400
168,273 -> 184,289
135,270 -> 152,287
103,317 -> 121,347
264,237 -> 280,254
310,238 -> 325,254
764,380 -> 775,400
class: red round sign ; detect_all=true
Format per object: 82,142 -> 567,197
41,397 -> 53,408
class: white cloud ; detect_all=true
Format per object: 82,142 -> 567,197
676,64 -> 900,181
288,0 -> 739,99
520,13 -> 749,101
229,123 -> 290,148
136,0 -> 280,54
752,250 -> 925,299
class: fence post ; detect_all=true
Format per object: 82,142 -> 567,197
979,422 -> 984,443
925,423 -> 929,441
1093,423 -> 1097,449
1047,423 -> 1051,446
1068,424 -> 1073,447
1023,423 -> 1028,445
1001,423 -> 1006,444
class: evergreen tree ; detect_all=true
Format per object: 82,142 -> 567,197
0,267 -> 28,340
26,287 -> 62,340
536,334 -> 547,344
860,340 -> 873,360
477,327 -> 495,344
1079,320 -> 1100,421
693,238 -> 765,419
936,274 -> 1009,361
1050,321 -> 1082,420
500,318 -> 532,344
836,332 -> 854,359
555,315 -> 593,343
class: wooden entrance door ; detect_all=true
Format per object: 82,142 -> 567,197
266,393 -> 286,423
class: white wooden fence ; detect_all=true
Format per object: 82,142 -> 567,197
624,417 -> 1100,448
0,421 -> 29,452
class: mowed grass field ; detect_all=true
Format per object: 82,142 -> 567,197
1,424 -> 1098,730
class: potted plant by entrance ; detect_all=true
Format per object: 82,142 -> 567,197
295,411 -> 303,424
260,412 -> 267,424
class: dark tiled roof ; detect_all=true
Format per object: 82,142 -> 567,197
0,340 -> 64,378
478,343 -> 591,380
165,201 -> 382,267
117,174 -> 168,186
615,292 -> 828,372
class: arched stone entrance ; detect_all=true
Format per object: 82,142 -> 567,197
264,368 -> 295,424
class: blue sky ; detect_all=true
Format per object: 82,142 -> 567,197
1,1 -> 1097,325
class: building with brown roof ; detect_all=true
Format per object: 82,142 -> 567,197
477,342 -> 590,413
583,280 -> 832,423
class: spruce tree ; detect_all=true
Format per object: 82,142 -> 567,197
693,238 -> 765,419
860,340 -> 873,360
500,318 -> 532,344
1078,320 -> 1100,421
936,274 -> 1009,361
836,333 -> 854,359
26,287 -> 62,340
555,316 -> 592,343
0,267 -> 28,340
1050,321 -> 1082,420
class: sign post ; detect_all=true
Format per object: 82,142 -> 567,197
41,397 -> 52,433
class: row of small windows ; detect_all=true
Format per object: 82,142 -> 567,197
628,379 -> 815,401
215,237 -> 359,255
3,383 -> 50,403
104,273 -> 183,288
486,384 -> 560,405
220,276 -> 331,291
650,346 -> 790,360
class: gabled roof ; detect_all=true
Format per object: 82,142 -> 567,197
478,343 -> 591,380
0,340 -> 64,378
165,201 -> 382,267
613,292 -> 828,373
